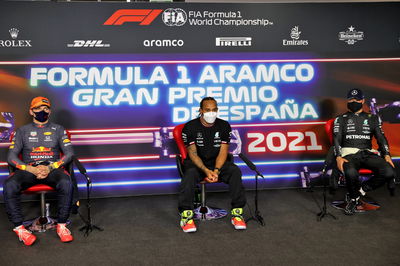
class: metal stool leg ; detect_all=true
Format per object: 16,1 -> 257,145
194,183 -> 228,220
39,193 -> 47,232
24,192 -> 57,232
200,183 -> 207,220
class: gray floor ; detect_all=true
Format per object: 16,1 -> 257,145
0,187 -> 399,266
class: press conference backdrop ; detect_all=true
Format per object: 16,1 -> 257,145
0,2 -> 399,199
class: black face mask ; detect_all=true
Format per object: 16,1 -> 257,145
33,110 -> 49,122
347,101 -> 363,113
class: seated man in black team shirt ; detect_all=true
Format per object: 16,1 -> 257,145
179,97 -> 247,233
3,97 -> 74,245
334,89 -> 395,215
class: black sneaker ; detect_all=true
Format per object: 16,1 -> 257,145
344,197 -> 359,215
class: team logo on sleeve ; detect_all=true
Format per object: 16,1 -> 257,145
384,145 -> 389,152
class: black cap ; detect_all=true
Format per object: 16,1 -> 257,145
347,88 -> 364,100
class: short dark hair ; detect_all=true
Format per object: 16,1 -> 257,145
200,97 -> 217,109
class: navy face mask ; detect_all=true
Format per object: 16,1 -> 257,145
33,110 -> 49,122
347,101 -> 363,113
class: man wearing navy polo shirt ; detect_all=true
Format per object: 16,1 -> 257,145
3,97 -> 74,245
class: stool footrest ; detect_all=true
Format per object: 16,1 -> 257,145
194,206 -> 228,220
23,217 -> 71,232
331,200 -> 381,212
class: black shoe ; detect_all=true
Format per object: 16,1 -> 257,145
344,197 -> 358,215
71,201 -> 79,215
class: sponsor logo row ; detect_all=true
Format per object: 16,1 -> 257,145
103,8 -> 273,27
1,25 -> 390,49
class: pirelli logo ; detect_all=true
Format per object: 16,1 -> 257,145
104,9 -> 163,26
216,37 -> 252,47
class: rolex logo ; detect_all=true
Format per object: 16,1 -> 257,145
9,28 -> 19,39
0,28 -> 32,48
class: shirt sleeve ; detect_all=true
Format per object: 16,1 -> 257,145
371,115 -> 390,156
333,116 -> 343,157
52,126 -> 74,169
7,128 -> 27,170
221,121 -> 232,145
182,122 -> 195,147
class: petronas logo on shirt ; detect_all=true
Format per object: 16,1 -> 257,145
215,132 -> 220,138
363,119 -> 368,125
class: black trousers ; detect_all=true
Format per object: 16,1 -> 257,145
343,151 -> 395,199
178,160 -> 246,212
3,169 -> 73,227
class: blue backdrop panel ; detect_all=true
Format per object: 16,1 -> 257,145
0,2 -> 399,199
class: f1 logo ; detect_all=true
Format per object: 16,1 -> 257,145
103,9 -> 163,26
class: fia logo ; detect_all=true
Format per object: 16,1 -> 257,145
162,8 -> 187,26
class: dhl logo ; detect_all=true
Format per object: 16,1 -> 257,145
32,146 -> 52,152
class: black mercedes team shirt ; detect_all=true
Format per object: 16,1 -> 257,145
333,111 -> 390,157
182,117 -> 231,167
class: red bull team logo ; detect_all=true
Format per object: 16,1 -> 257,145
32,146 -> 52,152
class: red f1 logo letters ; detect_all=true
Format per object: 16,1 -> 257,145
104,9 -> 163,26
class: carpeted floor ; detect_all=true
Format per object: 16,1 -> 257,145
0,187 -> 399,266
